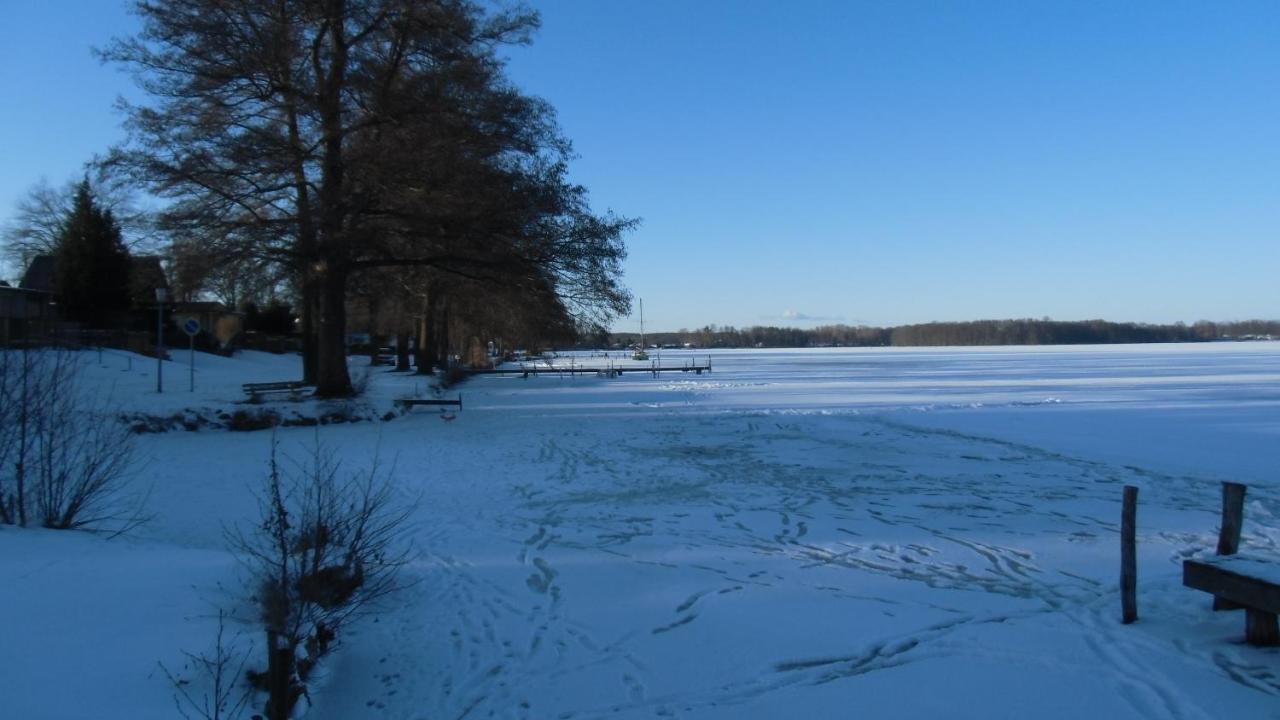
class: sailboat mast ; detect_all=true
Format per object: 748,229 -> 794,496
631,298 -> 650,361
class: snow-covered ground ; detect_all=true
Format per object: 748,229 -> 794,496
4,342 -> 1279,719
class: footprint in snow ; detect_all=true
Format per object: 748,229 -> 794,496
525,557 -> 557,594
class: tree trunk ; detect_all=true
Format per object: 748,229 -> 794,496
367,294 -> 381,366
314,265 -> 352,397
414,293 -> 436,375
312,0 -> 350,397
265,631 -> 295,720
395,331 -> 410,371
437,297 -> 451,369
300,279 -> 318,384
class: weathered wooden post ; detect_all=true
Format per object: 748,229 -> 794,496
1213,481 -> 1247,610
1245,606 -> 1280,646
1216,482 -> 1246,555
1121,485 -> 1138,624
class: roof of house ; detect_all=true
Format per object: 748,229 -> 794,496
20,255 -> 56,293
20,254 -> 171,302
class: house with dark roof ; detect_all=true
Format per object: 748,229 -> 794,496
7,253 -> 244,349
8,254 -> 173,342
19,254 -> 56,293
0,284 -> 54,344
21,254 -> 170,302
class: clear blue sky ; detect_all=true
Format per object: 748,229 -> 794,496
3,1 -> 1278,332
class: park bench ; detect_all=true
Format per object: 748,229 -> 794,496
394,394 -> 462,412
243,381 -> 311,401
1183,555 -> 1280,646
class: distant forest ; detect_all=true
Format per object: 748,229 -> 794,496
604,319 -> 1280,349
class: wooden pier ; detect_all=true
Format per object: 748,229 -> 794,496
469,356 -> 712,378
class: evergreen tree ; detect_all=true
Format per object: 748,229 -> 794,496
54,181 -> 132,327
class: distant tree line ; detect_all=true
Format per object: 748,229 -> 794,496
608,318 -> 1280,349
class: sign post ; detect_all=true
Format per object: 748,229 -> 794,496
155,289 -> 166,393
182,318 -> 201,391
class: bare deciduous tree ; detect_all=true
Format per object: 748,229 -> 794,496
1,178 -> 66,278
104,0 -> 633,397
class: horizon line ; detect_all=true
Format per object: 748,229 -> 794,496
611,316 -> 1280,334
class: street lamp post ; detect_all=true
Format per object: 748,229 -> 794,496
155,288 -> 166,393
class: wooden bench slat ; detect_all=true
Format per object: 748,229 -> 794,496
243,381 -> 307,391
1184,556 -> 1280,645
243,381 -> 312,400
1183,557 -> 1280,614
399,397 -> 465,404
394,395 -> 462,411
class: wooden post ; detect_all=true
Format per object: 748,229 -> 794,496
1213,481 -> 1247,610
1216,482 -> 1246,555
1121,485 -> 1138,624
1245,609 -> 1280,646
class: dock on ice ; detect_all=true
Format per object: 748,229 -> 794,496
471,355 -> 712,378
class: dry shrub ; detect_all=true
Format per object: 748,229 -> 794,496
229,435 -> 413,719
0,347 -> 144,531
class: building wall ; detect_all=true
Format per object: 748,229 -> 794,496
0,287 -> 54,345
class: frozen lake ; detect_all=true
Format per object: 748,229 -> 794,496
308,343 -> 1280,719
6,342 -> 1280,719
483,343 -> 1280,482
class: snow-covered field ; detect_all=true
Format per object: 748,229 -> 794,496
4,342 -> 1279,719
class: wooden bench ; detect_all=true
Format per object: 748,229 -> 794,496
243,381 -> 311,401
1183,555 -> 1280,646
394,394 -> 462,412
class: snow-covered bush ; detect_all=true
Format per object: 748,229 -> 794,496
0,347 -> 142,530
225,408 -> 281,432
230,436 -> 412,720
